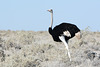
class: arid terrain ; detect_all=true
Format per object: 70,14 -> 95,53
0,30 -> 100,67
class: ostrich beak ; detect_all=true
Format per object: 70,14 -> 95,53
75,32 -> 81,39
47,9 -> 50,12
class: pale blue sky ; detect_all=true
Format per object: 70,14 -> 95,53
0,0 -> 100,31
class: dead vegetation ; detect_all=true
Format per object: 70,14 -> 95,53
0,30 -> 100,67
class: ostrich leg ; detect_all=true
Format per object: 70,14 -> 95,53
59,36 -> 71,61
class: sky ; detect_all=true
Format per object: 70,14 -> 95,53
0,0 -> 100,31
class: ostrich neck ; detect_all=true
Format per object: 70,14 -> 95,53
49,13 -> 53,28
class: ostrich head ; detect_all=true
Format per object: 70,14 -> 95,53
47,9 -> 53,13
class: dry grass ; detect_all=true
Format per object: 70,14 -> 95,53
0,30 -> 100,67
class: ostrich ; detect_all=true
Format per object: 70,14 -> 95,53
47,9 -> 81,61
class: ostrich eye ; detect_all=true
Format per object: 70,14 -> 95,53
50,9 -> 53,11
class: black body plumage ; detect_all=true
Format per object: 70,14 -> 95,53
49,23 -> 80,42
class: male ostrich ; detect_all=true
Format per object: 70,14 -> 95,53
47,9 -> 81,61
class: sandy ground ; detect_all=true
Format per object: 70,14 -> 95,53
0,30 -> 100,67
